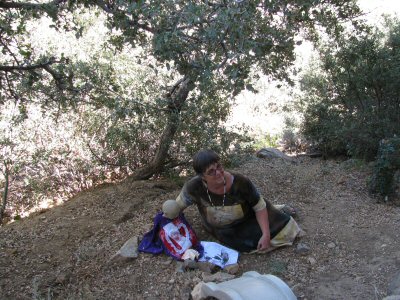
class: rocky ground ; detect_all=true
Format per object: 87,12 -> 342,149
1,156 -> 400,300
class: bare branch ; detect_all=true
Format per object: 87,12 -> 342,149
216,41 -> 229,69
0,60 -> 55,72
4,72 -> 20,102
0,38 -> 21,66
0,0 -> 65,10
168,77 -> 187,96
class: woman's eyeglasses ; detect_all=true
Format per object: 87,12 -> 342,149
204,163 -> 223,176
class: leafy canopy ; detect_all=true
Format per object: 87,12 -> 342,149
298,16 -> 400,159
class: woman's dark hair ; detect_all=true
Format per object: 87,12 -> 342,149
192,149 -> 220,175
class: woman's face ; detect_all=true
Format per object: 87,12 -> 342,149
203,162 -> 224,184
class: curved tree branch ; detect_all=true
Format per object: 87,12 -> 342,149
0,0 -> 65,10
130,77 -> 193,180
0,60 -> 55,72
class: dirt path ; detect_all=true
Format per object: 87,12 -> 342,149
1,157 -> 399,299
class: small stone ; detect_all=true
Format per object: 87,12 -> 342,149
307,257 -> 317,266
256,148 -> 294,162
161,257 -> 174,265
295,243 -> 311,255
6,249 -> 18,256
223,263 -> 239,275
115,236 -> 139,258
327,242 -> 336,249
202,271 -> 235,283
193,277 -> 202,284
175,261 -> 185,273
197,261 -> 219,273
191,282 -> 207,300
297,229 -> 307,238
55,272 -> 70,284
183,259 -> 198,270
168,279 -> 175,284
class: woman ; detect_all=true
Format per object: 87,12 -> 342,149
176,149 -> 300,252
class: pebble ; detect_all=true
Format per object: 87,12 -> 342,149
297,229 -> 307,238
197,261 -> 219,273
115,236 -> 139,258
191,282 -> 207,300
295,243 -> 311,255
202,271 -> 235,283
223,263 -> 239,275
161,257 -> 174,265
175,261 -> 185,273
307,257 -> 317,265
327,242 -> 336,249
55,272 -> 70,284
183,259 -> 198,270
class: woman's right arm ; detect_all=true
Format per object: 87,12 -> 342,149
176,183 -> 194,211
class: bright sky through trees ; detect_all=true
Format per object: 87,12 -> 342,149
359,0 -> 400,24
227,0 -> 400,141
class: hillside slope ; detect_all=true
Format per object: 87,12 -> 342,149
1,156 -> 399,299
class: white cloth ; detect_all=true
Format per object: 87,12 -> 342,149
198,241 -> 239,268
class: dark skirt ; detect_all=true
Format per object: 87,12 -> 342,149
208,207 -> 290,252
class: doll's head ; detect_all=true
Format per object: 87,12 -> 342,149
162,200 -> 180,219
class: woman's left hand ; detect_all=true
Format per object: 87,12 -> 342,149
257,233 -> 271,251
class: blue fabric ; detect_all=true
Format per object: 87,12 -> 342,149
138,212 -> 165,255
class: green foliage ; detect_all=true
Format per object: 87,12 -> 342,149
298,17 -> 400,160
0,0 -> 363,220
369,137 -> 400,200
253,133 -> 279,149
0,103 -> 116,220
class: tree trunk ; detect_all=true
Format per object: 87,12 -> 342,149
130,77 -> 192,180
0,166 -> 9,223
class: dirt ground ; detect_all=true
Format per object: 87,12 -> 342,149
1,156 -> 400,300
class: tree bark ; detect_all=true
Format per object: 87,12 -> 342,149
130,77 -> 192,180
0,165 -> 9,223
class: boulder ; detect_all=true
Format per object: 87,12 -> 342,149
256,148 -> 294,162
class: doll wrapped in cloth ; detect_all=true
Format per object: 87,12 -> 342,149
138,200 -> 203,260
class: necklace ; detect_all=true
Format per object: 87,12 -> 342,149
205,177 -> 226,207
